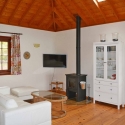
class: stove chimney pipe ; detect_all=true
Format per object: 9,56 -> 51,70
76,15 -> 81,75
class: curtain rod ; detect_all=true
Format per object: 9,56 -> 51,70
0,31 -> 23,35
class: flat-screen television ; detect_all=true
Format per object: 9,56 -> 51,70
43,54 -> 67,68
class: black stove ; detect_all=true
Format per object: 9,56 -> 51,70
65,15 -> 87,102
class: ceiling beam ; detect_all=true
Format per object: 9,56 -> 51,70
51,0 -> 56,31
0,0 -> 9,16
80,1 -> 98,24
29,0 -> 47,26
38,8 -> 52,28
8,0 -> 22,24
54,8 -> 72,28
68,0 -> 89,26
93,0 -> 107,22
56,0 -> 76,24
106,0 -> 119,20
19,0 -> 35,25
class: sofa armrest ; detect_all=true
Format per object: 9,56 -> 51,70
1,101 -> 51,125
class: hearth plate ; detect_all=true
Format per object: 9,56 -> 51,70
65,97 -> 92,105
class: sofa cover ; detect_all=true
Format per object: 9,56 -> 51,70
0,86 -> 51,125
11,86 -> 39,100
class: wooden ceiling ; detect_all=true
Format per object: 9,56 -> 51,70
0,0 -> 125,32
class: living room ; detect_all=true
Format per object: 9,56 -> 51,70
0,0 -> 125,125
0,21 -> 125,97
0,18 -> 125,125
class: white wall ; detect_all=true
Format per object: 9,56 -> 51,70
54,21 -> 125,97
0,24 -> 56,90
1,21 -> 125,96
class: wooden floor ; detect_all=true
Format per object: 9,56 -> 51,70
28,90 -> 125,125
52,101 -> 125,125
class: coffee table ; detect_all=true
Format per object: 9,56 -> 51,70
31,90 -> 67,118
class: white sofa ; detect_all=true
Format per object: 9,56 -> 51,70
0,86 -> 51,125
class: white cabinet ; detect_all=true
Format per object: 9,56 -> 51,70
93,42 -> 124,109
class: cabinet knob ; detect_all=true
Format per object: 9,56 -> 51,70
99,87 -> 100,89
111,97 -> 112,99
99,82 -> 100,83
110,89 -> 112,91
99,95 -> 100,96
110,83 -> 112,85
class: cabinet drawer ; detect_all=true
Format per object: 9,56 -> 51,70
94,91 -> 101,101
95,84 -> 117,94
94,91 -> 118,104
94,80 -> 105,84
94,80 -> 117,87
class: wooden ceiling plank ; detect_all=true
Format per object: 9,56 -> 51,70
51,0 -> 56,31
56,0 -> 76,24
46,20 -> 54,30
106,0 -> 119,20
8,0 -> 22,24
55,19 -> 64,28
80,1 -> 98,24
29,0 -> 47,26
123,0 -> 125,4
19,0 -> 35,25
93,0 -> 107,22
54,8 -> 71,28
0,0 -> 10,16
38,8 -> 52,28
68,0 -> 89,26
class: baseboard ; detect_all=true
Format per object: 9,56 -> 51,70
86,96 -> 93,101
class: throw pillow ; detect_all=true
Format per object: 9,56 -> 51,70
0,93 -> 18,109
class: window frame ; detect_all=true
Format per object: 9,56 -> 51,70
0,36 -> 11,75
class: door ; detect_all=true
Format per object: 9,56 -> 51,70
95,44 -> 117,81
106,45 -> 117,81
95,46 -> 104,79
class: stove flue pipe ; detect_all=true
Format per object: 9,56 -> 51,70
76,15 -> 81,75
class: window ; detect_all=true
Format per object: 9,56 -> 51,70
0,36 -> 11,75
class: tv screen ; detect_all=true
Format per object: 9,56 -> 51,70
43,54 -> 67,68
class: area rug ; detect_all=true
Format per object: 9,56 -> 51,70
65,98 -> 92,105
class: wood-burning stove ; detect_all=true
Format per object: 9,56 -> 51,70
65,15 -> 87,102
66,74 -> 87,102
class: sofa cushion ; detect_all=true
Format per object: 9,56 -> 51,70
11,86 -> 39,97
6,94 -> 30,107
0,93 -> 18,109
0,86 -> 10,95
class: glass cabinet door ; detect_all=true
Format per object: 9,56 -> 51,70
107,46 -> 116,80
96,46 -> 104,79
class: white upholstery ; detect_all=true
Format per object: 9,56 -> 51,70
1,101 -> 51,125
11,86 -> 39,97
0,93 -> 18,109
17,95 -> 33,100
0,86 -> 51,125
11,86 -> 39,100
0,86 -> 10,95
6,95 -> 30,107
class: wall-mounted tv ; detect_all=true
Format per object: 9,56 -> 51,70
43,54 -> 67,68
